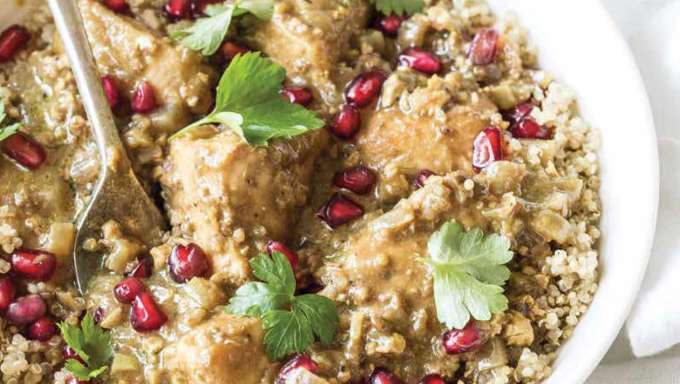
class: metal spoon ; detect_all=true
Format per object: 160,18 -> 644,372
47,0 -> 166,293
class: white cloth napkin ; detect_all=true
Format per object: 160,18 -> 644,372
620,0 -> 680,358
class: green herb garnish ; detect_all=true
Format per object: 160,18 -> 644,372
422,221 -> 513,329
58,313 -> 114,380
370,0 -> 423,16
171,52 -> 323,145
170,0 -> 273,56
0,104 -> 20,142
227,252 -> 339,360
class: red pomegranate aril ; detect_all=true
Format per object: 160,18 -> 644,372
377,15 -> 404,37
418,374 -> 446,384
130,292 -> 167,332
317,193 -> 363,228
11,248 -> 57,281
510,117 -> 551,140
27,316 -> 57,341
128,257 -> 153,278
101,75 -> 120,109
221,41 -> 250,62
469,29 -> 499,65
6,294 -> 46,325
345,71 -> 386,107
1,132 -> 47,170
415,169 -> 436,189
472,127 -> 503,172
504,102 -> 534,126
275,354 -> 319,384
65,376 -> 88,384
370,368 -> 404,384
165,0 -> 193,19
93,307 -> 105,324
63,346 -> 85,364
333,165 -> 376,195
168,243 -> 210,283
192,0 -> 222,15
330,104 -> 361,140
131,81 -> 157,114
266,241 -> 299,269
114,277 -> 146,304
399,48 -> 442,75
442,322 -> 483,354
282,87 -> 313,106
0,25 -> 30,63
0,277 -> 16,311
103,0 -> 129,13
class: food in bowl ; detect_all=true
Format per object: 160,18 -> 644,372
0,0 -> 601,382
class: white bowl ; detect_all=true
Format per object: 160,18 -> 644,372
1,1 -> 658,383
486,0 -> 659,383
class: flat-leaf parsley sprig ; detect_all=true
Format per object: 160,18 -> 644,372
170,52 -> 323,145
227,252 -> 339,360
0,103 -> 20,142
58,312 -> 114,380
422,221 -> 514,329
170,0 -> 273,56
370,0 -> 423,16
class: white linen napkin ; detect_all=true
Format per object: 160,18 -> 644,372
620,0 -> 680,358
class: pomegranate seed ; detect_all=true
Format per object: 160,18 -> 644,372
345,71 -> 386,107
510,118 -> 551,140
128,257 -> 153,278
0,277 -> 16,311
165,0 -> 193,20
442,322 -> 483,354
130,292 -> 167,332
503,102 -> 534,126
11,249 -> 57,281
275,354 -> 319,384
131,81 -> 157,114
168,243 -> 210,283
469,29 -> 499,65
370,368 -> 404,384
415,169 -> 436,189
330,104 -> 361,140
1,132 -> 47,170
65,376 -> 88,384
221,41 -> 250,62
333,165 -> 376,195
418,374 -> 446,384
282,87 -> 313,106
114,277 -> 146,304
398,48 -> 442,75
101,75 -> 120,109
472,127 -> 503,172
0,25 -> 30,63
93,307 -> 105,324
317,193 -> 363,228
102,0 -> 129,13
377,15 -> 404,37
266,241 -> 299,269
27,316 -> 57,341
6,294 -> 46,325
192,0 -> 222,16
63,346 -> 85,364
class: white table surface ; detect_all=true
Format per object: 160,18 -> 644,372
587,0 -> 680,382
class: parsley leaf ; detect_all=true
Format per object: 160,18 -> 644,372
0,104 -> 20,142
227,252 -> 339,360
370,0 -> 423,16
171,52 -> 323,145
423,221 -> 513,329
58,312 -> 114,380
170,0 -> 273,56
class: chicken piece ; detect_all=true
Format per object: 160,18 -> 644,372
163,314 -> 273,384
160,129 -> 327,285
79,0 -> 215,134
356,103 -> 494,179
247,0 -> 370,107
319,173 -> 486,380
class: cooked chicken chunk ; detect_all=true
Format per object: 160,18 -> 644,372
163,314 -> 273,383
79,0 -> 215,134
248,0 -> 370,107
160,129 -> 328,285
